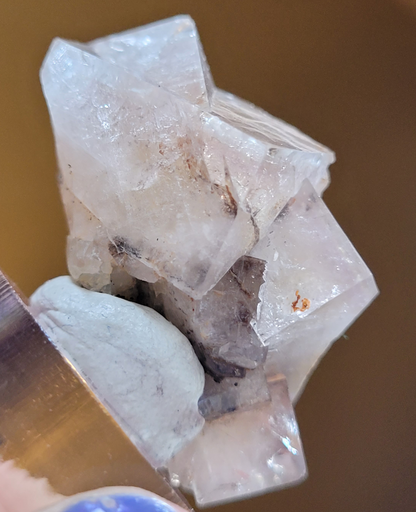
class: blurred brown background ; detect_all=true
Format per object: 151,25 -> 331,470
1,0 -> 415,511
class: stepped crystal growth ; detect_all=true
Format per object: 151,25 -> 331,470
40,15 -> 378,507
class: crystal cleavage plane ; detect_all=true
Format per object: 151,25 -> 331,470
37,15 -> 379,507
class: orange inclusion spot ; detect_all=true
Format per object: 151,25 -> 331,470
292,291 -> 310,312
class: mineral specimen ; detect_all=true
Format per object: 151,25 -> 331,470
41,15 -> 334,300
30,276 -> 205,466
39,14 -> 378,507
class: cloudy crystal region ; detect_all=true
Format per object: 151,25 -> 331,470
251,179 -> 379,400
41,18 -> 334,299
89,15 -> 214,108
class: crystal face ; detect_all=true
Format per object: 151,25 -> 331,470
89,15 -> 214,107
250,179 -> 379,400
40,14 -> 378,507
167,374 -> 307,507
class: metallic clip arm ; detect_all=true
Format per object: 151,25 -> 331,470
0,270 -> 191,510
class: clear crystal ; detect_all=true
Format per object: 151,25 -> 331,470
167,374 -> 306,506
210,89 -> 332,237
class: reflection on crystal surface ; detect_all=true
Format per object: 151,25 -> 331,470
167,374 -> 307,507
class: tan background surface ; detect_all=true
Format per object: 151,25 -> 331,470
1,0 -> 415,511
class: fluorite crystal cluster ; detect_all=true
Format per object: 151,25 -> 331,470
36,15 -> 378,507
